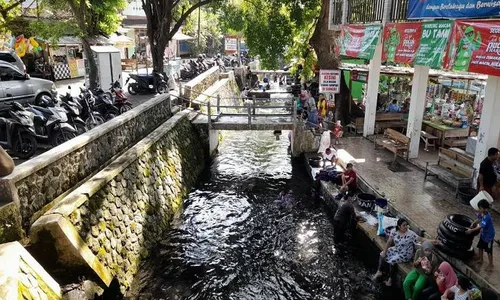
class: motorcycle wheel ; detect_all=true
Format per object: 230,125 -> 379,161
157,84 -> 167,94
75,123 -> 88,135
119,104 -> 133,114
52,128 -> 77,146
105,114 -> 116,121
85,115 -> 105,129
12,133 -> 37,159
128,85 -> 138,95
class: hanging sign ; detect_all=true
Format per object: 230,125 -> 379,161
414,21 -> 453,68
382,23 -> 422,64
408,0 -> 500,20
444,20 -> 500,77
224,36 -> 238,53
319,69 -> 341,93
339,24 -> 382,60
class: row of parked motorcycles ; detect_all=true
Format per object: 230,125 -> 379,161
180,54 -> 240,80
0,77 -> 133,159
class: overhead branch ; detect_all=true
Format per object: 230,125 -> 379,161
0,0 -> 23,14
169,0 -> 212,40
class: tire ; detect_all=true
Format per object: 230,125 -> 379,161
85,115 -> 105,129
105,114 -> 116,121
437,230 -> 472,250
128,84 -> 138,95
119,104 -> 133,114
442,214 -> 475,237
12,132 -> 37,159
437,223 -> 474,245
74,123 -> 88,135
157,84 -> 167,94
52,128 -> 77,146
437,243 -> 474,260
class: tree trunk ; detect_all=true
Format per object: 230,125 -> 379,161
309,0 -> 364,126
82,37 -> 98,89
151,40 -> 165,74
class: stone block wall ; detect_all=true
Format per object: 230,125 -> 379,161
31,110 -> 207,294
0,95 -> 171,242
183,66 -> 220,101
0,242 -> 61,299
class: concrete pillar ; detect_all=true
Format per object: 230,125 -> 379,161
406,66 -> 430,159
473,76 -> 500,178
209,130 -> 219,157
363,41 -> 383,137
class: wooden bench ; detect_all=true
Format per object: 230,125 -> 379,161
444,138 -> 468,149
121,59 -> 137,70
424,147 -> 475,196
374,128 -> 410,169
351,113 -> 406,135
420,131 -> 438,151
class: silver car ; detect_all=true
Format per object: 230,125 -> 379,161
0,50 -> 26,74
0,61 -> 57,112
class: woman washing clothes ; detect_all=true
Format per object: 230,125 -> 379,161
372,218 -> 439,287
403,241 -> 439,300
419,262 -> 457,300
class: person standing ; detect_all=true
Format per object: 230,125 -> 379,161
478,147 -> 499,197
317,94 -> 328,122
0,146 -> 14,176
333,194 -> 358,242
466,199 -> 495,270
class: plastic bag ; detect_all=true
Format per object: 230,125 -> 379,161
377,213 -> 398,236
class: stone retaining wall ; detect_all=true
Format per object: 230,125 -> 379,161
183,66 -> 220,101
0,95 -> 171,242
31,110 -> 207,294
0,242 -> 61,299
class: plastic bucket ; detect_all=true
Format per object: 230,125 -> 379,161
469,191 -> 494,210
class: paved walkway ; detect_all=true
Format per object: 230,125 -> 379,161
336,137 -> 500,293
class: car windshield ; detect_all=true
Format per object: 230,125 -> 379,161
0,53 -> 17,63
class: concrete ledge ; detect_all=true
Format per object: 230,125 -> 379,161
183,66 -> 220,100
0,241 -> 61,299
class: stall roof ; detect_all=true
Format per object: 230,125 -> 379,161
340,63 -> 488,81
55,36 -> 112,46
172,32 -> 194,41
90,46 -> 120,53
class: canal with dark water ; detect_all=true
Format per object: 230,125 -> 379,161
129,94 -> 402,300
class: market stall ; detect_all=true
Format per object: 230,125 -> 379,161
422,120 -> 469,147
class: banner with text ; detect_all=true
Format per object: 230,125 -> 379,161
444,20 -> 500,77
414,20 -> 453,68
382,23 -> 422,64
224,36 -> 238,53
408,0 -> 500,19
340,24 -> 382,60
319,69 -> 341,93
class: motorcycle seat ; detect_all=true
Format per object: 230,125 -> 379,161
30,106 -> 53,116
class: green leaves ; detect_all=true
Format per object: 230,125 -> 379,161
217,0 -> 320,71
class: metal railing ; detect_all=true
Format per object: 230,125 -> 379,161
207,95 -> 296,129
331,0 -> 343,26
347,0 -> 384,24
390,0 -> 410,22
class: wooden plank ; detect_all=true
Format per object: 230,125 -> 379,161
386,128 -> 410,144
375,113 -> 404,121
438,154 -> 475,176
443,128 -> 469,138
444,139 -> 468,148
438,160 -> 472,178
439,147 -> 457,160
449,148 -> 474,166
421,131 -> 438,139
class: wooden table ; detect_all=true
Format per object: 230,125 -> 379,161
422,121 -> 469,147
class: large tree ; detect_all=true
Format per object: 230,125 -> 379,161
141,0 -> 216,74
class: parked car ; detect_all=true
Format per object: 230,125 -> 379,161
0,50 -> 26,74
0,61 -> 57,112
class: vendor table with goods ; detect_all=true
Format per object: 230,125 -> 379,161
422,120 -> 469,148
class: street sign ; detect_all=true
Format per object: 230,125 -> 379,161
319,69 -> 341,94
224,37 -> 238,53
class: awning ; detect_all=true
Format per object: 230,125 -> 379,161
172,32 -> 194,41
109,34 -> 134,46
54,36 -> 112,46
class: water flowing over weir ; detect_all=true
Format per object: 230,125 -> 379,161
128,94 -> 396,300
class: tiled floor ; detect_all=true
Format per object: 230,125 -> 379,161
336,137 -> 500,293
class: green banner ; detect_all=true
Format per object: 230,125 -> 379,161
414,21 -> 453,68
340,24 -> 382,60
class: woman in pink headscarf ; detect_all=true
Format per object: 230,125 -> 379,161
419,261 -> 457,300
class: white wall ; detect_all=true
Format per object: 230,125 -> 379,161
123,0 -> 145,17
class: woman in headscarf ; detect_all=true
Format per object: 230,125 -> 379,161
419,261 -> 457,300
403,241 -> 439,300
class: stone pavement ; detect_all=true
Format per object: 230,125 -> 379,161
335,137 -> 500,293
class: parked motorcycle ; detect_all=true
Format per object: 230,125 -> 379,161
180,60 -> 200,80
78,87 -> 105,129
27,95 -> 77,146
91,86 -> 119,121
0,102 -> 38,159
59,87 -> 88,135
126,72 -> 167,95
107,76 -> 133,114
